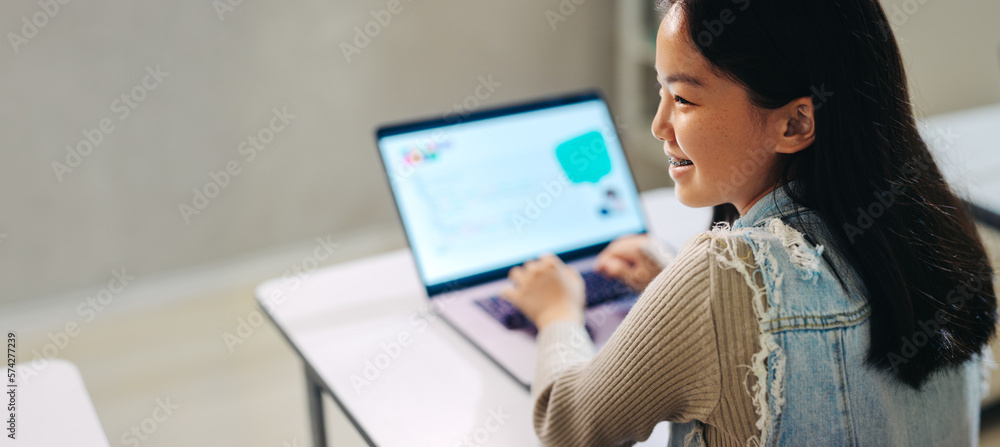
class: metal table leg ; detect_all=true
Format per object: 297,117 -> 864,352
306,367 -> 328,447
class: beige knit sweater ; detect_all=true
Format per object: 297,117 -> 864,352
532,234 -> 762,446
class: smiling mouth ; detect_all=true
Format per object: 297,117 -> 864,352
668,157 -> 693,167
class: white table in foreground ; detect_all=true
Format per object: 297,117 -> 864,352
256,187 -> 713,446
0,359 -> 109,447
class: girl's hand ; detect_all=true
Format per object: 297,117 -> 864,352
594,234 -> 667,292
500,254 -> 586,330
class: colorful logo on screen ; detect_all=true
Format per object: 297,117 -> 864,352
555,130 -> 612,183
400,140 -> 450,167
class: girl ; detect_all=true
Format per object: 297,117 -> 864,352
500,0 -> 998,445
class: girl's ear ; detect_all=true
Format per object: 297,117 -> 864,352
774,97 -> 816,154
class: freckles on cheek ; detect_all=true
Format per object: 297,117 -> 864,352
689,123 -> 735,188
682,121 -> 719,164
702,112 -> 742,156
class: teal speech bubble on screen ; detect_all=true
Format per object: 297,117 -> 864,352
555,131 -> 612,183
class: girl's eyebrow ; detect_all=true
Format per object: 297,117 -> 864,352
658,73 -> 704,87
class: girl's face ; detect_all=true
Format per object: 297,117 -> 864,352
652,6 -> 798,215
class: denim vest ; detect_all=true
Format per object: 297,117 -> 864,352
669,186 -> 985,447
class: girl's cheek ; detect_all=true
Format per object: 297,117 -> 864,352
677,125 -> 700,156
673,120 -> 690,149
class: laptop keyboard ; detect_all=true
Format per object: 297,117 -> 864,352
474,270 -> 636,330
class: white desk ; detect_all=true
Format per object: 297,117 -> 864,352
921,103 -> 1000,228
256,188 -> 713,446
0,359 -> 109,447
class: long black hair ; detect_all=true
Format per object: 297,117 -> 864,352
661,0 -> 996,388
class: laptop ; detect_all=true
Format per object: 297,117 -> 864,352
374,91 -> 650,387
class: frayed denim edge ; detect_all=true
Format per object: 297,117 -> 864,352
706,218 -> 826,447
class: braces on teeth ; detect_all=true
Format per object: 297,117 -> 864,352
669,157 -> 693,167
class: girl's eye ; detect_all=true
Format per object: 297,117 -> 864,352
674,95 -> 693,106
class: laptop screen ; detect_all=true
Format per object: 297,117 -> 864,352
376,92 -> 647,295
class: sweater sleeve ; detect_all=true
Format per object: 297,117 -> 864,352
530,235 -> 722,446
640,235 -> 677,271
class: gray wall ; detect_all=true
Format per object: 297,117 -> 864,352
1,0 -> 998,305
884,0 -> 1000,115
0,0 -> 616,303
